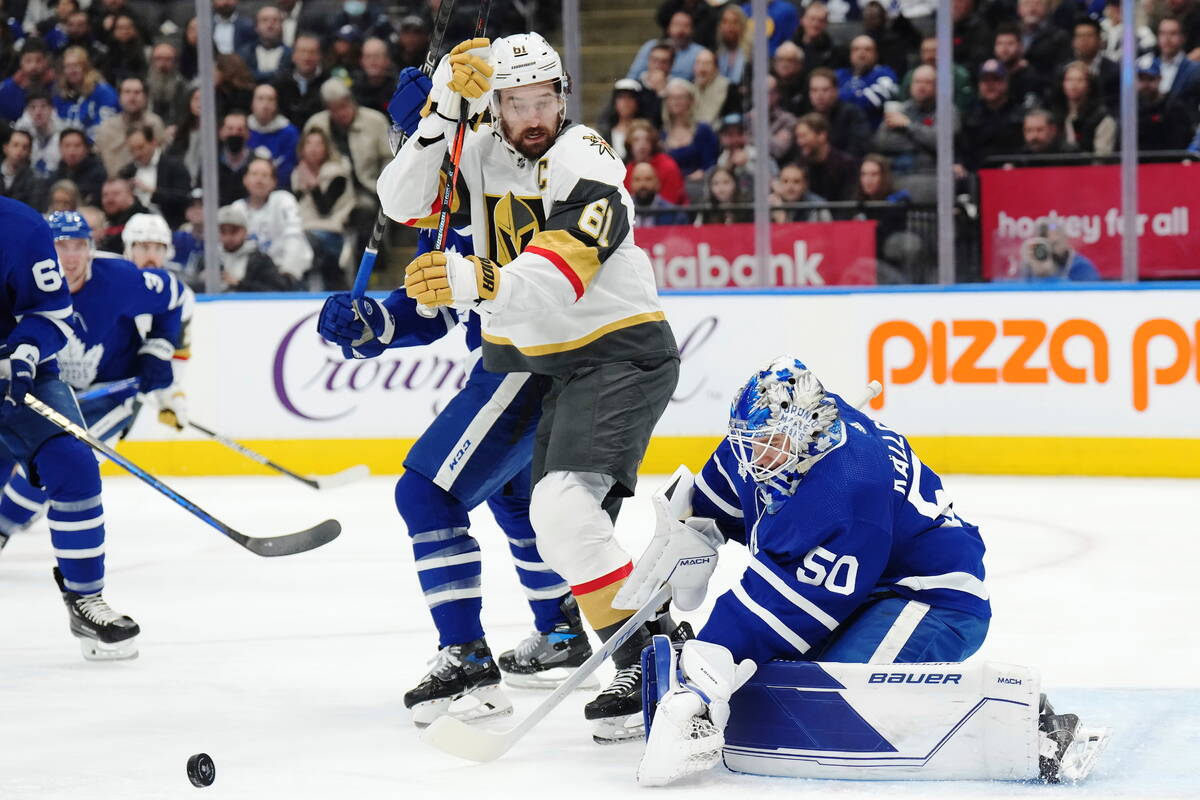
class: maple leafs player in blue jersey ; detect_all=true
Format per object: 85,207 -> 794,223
617,357 -> 1106,785
0,198 -> 140,660
314,66 -> 593,728
0,211 -> 188,549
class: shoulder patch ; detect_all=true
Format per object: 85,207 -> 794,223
580,133 -> 617,160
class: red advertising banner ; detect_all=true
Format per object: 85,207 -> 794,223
980,163 -> 1198,280
635,220 -> 878,288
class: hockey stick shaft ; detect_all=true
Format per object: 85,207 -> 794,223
75,377 -> 140,402
349,0 -> 458,300
421,584 -> 673,762
23,395 -> 341,556
186,419 -> 323,489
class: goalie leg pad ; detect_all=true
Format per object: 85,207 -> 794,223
723,660 -> 1046,781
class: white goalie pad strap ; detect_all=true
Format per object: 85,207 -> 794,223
723,660 -> 1041,781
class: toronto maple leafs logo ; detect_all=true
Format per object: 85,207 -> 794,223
57,323 -> 105,390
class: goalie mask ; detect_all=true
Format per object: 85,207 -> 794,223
488,33 -> 569,158
728,357 -> 844,505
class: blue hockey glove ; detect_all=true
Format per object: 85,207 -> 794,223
317,293 -> 395,359
388,67 -> 433,138
0,343 -> 38,415
136,338 -> 176,393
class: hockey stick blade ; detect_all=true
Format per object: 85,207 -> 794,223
421,584 -> 672,762
232,518 -> 342,557
313,464 -> 370,490
24,395 -> 342,558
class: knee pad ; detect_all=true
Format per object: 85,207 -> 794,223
529,471 -> 628,583
394,469 -> 469,534
33,434 -> 101,501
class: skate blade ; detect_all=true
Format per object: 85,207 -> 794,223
503,666 -> 600,691
79,636 -> 138,661
1058,726 -> 1112,783
411,684 -> 514,729
592,714 -> 644,745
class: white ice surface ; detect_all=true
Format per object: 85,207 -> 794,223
1,473 -> 1198,799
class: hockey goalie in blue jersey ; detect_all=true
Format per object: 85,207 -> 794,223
616,357 -> 1109,786
0,211 -> 188,542
0,198 -> 141,660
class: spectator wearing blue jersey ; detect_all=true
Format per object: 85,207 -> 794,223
836,35 -> 899,129
248,83 -> 299,189
628,12 -> 706,82
1016,222 -> 1101,282
740,0 -> 799,56
34,0 -> 77,52
0,38 -> 54,124
52,46 -> 117,139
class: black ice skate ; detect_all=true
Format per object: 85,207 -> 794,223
1038,694 -> 1111,783
585,621 -> 693,744
53,567 -> 139,661
498,596 -> 597,690
403,638 -> 513,728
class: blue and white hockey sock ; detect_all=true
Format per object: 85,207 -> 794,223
0,468 -> 48,533
486,492 -> 570,633
396,471 -> 484,648
35,436 -> 106,595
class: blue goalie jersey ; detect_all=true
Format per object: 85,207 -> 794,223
692,394 -> 990,665
55,254 -> 187,390
0,197 -> 74,371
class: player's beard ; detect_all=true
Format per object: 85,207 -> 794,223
501,117 -> 556,160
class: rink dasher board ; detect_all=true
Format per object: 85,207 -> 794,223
106,287 -> 1200,478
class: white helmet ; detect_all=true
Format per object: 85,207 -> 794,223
488,33 -> 569,136
122,213 -> 175,265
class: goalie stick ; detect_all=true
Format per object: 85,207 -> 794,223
348,0 -> 457,301
421,584 -> 672,762
24,394 -> 341,557
420,381 -> 884,762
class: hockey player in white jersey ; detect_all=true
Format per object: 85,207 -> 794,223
616,357 -> 1110,785
377,34 -> 681,741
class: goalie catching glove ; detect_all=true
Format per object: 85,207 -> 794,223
639,636 -> 756,786
614,466 -> 724,613
404,251 -> 502,311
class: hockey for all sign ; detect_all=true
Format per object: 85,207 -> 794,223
635,221 -> 878,288
979,163 -> 1199,280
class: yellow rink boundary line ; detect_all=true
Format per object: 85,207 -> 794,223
98,435 -> 1200,478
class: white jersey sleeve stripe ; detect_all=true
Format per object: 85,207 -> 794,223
747,556 -> 839,631
893,571 -> 990,600
695,471 -> 743,518
712,454 -> 740,495
731,582 -> 811,654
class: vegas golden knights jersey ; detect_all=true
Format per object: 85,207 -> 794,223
378,120 -> 677,376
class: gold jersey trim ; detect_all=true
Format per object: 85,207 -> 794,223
481,311 -> 667,356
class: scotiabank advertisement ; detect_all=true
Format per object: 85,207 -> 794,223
636,220 -> 878,288
980,163 -> 1200,279
123,289 -> 1199,478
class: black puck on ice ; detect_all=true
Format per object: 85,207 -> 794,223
186,753 -> 215,787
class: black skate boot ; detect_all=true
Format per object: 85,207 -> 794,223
585,621 -> 693,744
499,596 -> 597,690
403,637 -> 513,728
53,567 -> 139,661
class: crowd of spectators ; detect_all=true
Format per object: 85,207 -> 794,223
0,0 -> 531,290
616,0 -> 1200,278
3,0 -> 1200,286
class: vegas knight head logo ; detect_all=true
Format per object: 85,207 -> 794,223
485,193 -> 546,264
